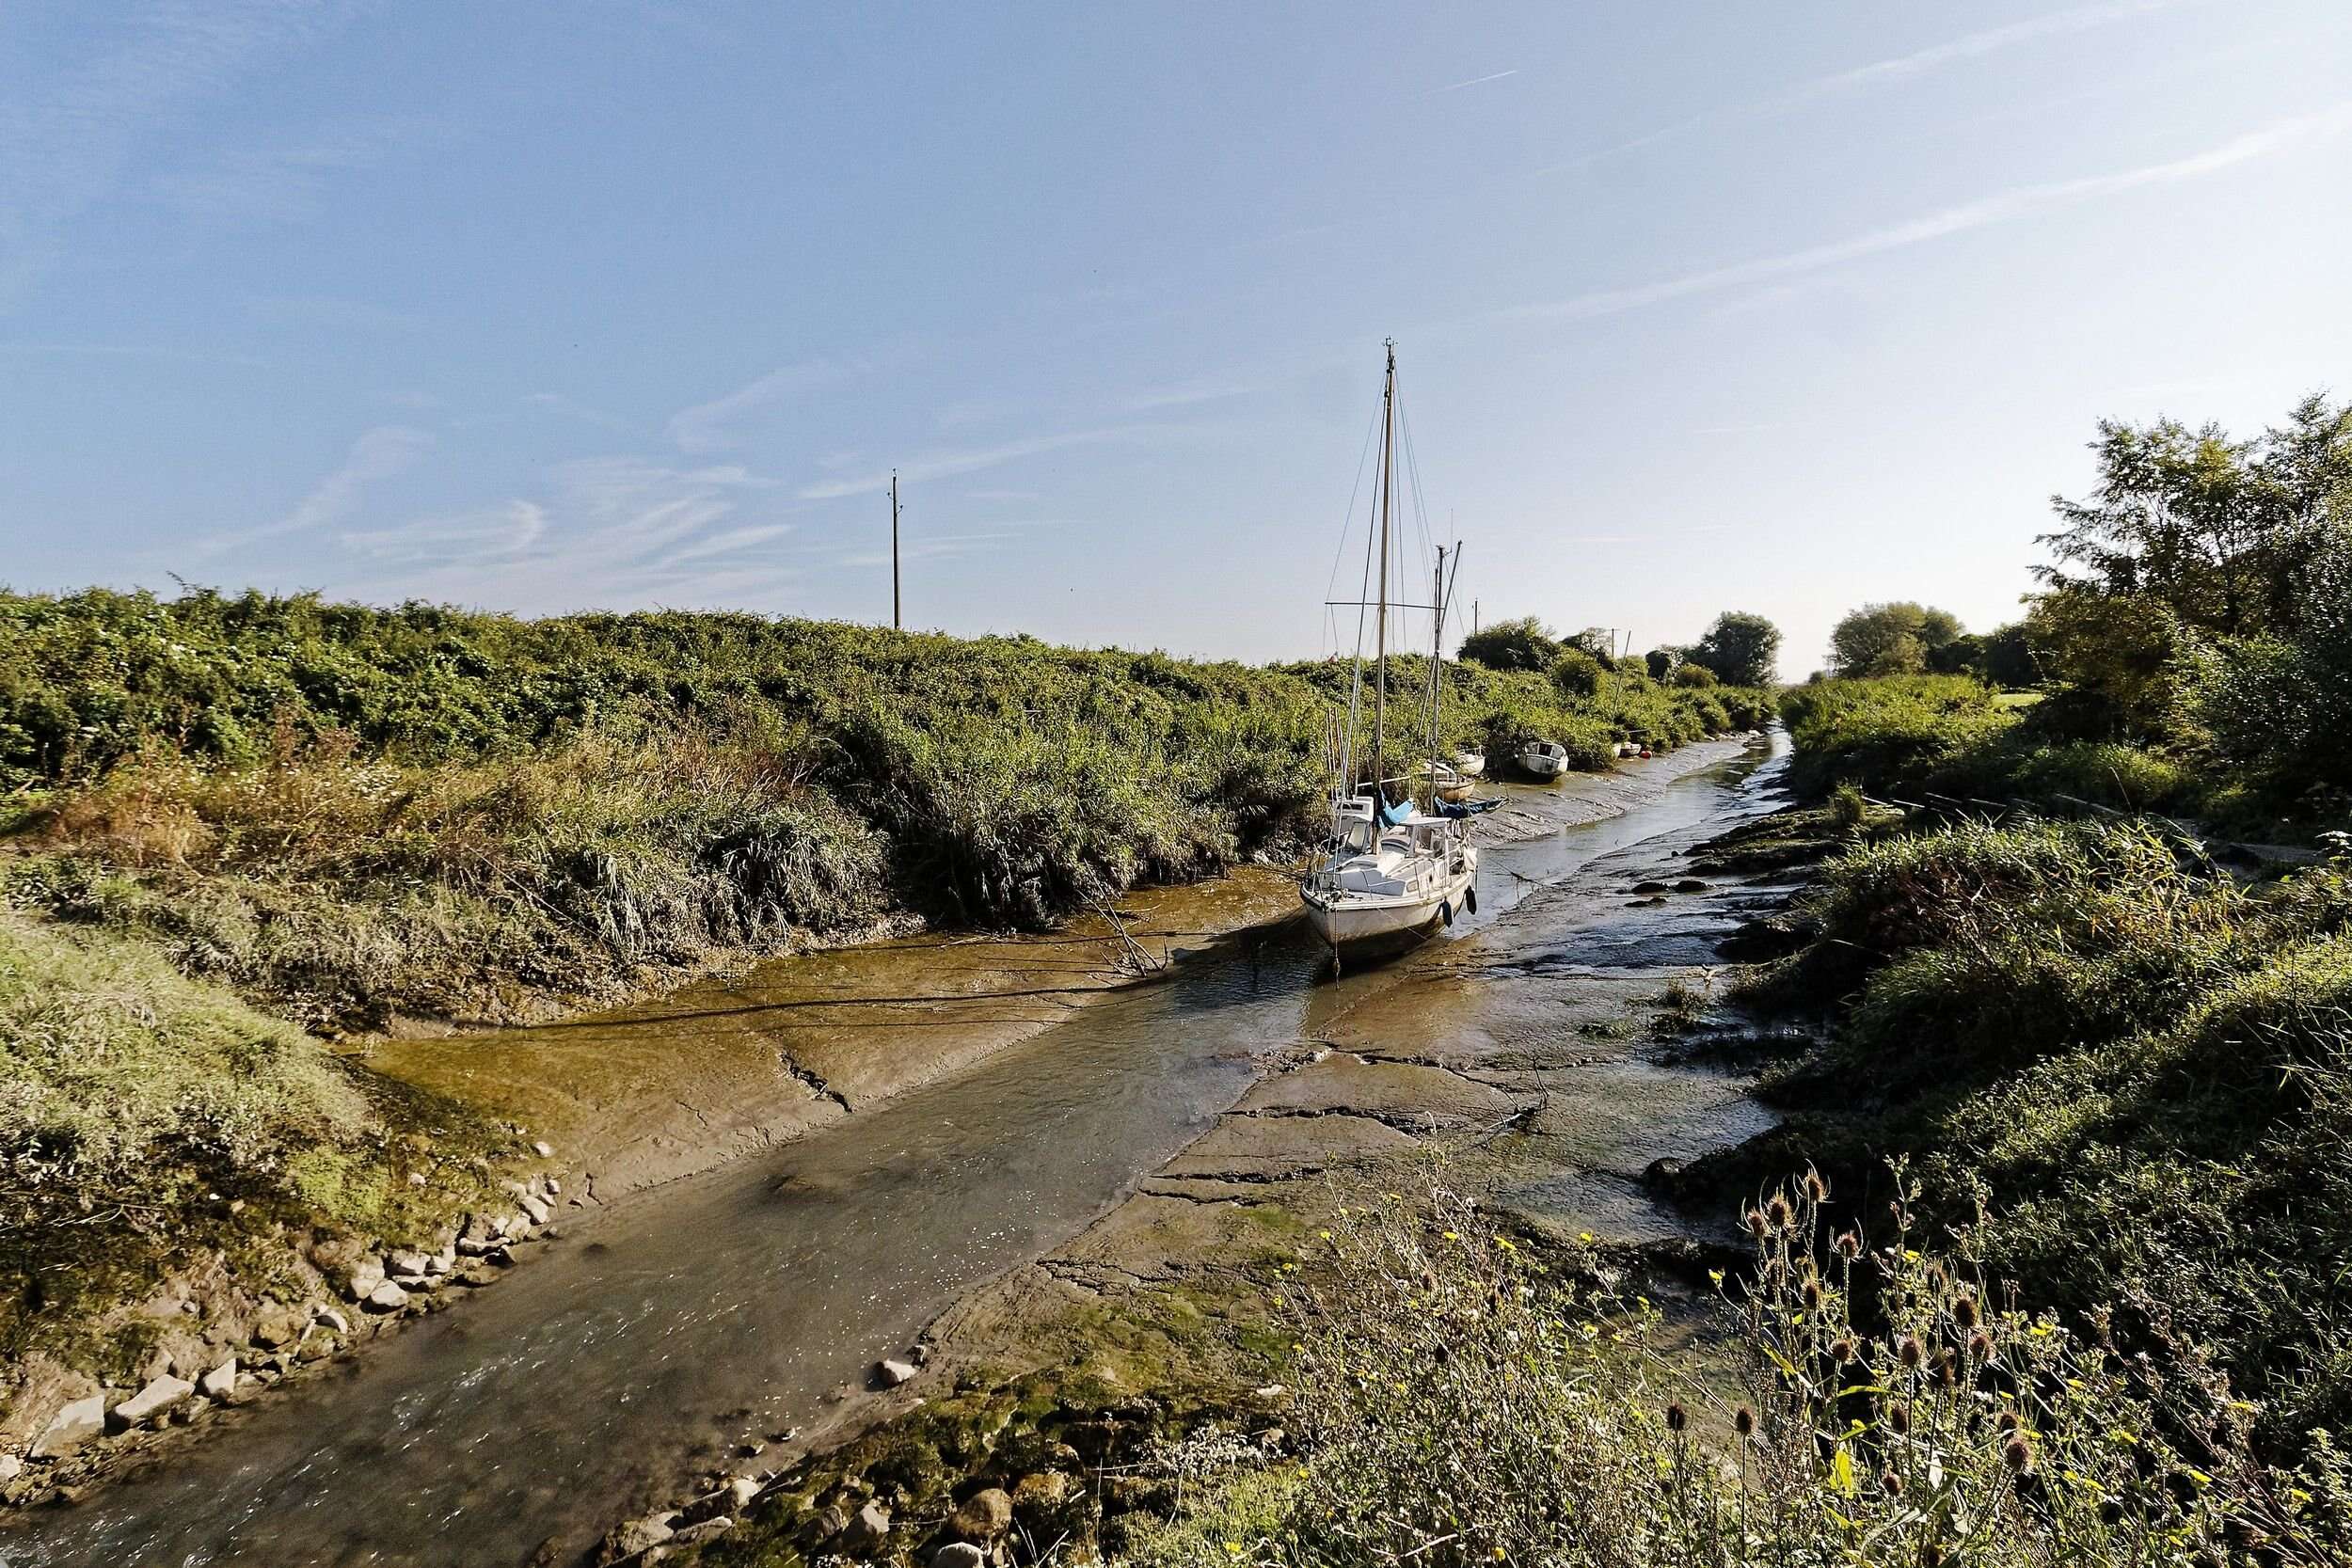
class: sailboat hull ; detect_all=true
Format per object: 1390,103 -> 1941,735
1300,854 -> 1479,948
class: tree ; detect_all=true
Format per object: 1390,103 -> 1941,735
1670,661 -> 1718,689
2037,397 -> 2352,642
1685,612 -> 1781,688
1645,647 -> 1676,681
1458,616 -> 1562,673
1567,627 -> 1620,668
1828,602 -> 1966,678
1549,648 -> 1605,698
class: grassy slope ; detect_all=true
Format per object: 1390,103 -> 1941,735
0,589 -> 1764,1395
1703,677 -> 2352,1447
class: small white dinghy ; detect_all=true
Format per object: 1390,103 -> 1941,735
1452,749 -> 1486,780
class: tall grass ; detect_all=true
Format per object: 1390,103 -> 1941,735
0,912 -> 508,1364
1730,820 -> 2352,1445
1120,1182 -> 2350,1566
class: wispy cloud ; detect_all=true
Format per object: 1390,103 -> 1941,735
1429,69 -> 1518,96
197,424 -> 434,557
797,427 -> 1144,500
839,531 -> 1021,569
1503,103 -> 2352,325
246,293 -> 425,333
1547,0 -> 2199,172
0,1 -> 358,307
1121,376 -> 1255,413
669,351 -> 908,452
150,115 -> 453,227
342,500 -> 547,564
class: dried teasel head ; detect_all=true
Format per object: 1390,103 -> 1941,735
1663,1401 -> 1688,1433
1897,1335 -> 1925,1370
1744,1209 -> 1770,1239
1733,1404 -> 1756,1438
1935,1348 -> 1959,1388
1995,1408 -> 2021,1435
1830,1336 -> 1858,1365
1834,1230 -> 1862,1260
1952,1294 -> 1979,1329
1885,1401 -> 1912,1435
2002,1435 -> 2034,1474
1967,1328 -> 1994,1361
1802,1277 -> 1825,1311
1881,1467 -> 1904,1497
1804,1169 -> 1829,1203
1765,1195 -> 1794,1232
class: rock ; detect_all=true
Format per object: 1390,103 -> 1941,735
600,1511 -> 675,1562
30,1396 -> 107,1458
910,1342 -> 931,1367
454,1236 -> 494,1257
811,1503 -> 850,1539
682,1475 -> 760,1524
949,1486 -> 1013,1540
1630,879 -> 1671,894
874,1358 -> 918,1388
363,1281 -> 410,1313
841,1501 -> 890,1548
931,1544 -> 987,1568
532,1140 -> 554,1157
1643,1156 -> 1685,1188
517,1194 -> 551,1227
667,1516 -> 733,1549
388,1249 -> 434,1276
0,1452 -> 21,1482
423,1252 -> 452,1275
250,1307 -> 305,1349
544,1177 -> 562,1196
1673,879 -> 1710,894
199,1359 -> 237,1399
406,1170 -> 428,1187
390,1274 -> 432,1290
1012,1471 -> 1073,1511
108,1375 -> 194,1432
342,1259 -> 387,1302
312,1306 -> 352,1334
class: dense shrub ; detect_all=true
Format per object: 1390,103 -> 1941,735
1736,821 -> 2352,1445
1121,1182 -> 2347,1566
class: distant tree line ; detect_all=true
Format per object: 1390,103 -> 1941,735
1820,391 -> 2352,799
1458,610 -> 1782,689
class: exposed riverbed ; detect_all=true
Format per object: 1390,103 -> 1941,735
2,735 -> 1788,1567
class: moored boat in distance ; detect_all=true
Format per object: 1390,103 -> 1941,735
1516,738 -> 1570,780
1452,748 -> 1486,780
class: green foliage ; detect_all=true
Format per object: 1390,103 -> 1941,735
1125,1182 -> 2341,1566
1645,647 -> 1676,680
1549,647 -> 1605,698
0,912 -> 507,1362
1455,615 -> 1561,673
1741,819 -> 2352,1445
1828,600 -> 1966,678
1683,610 -> 1782,688
1670,661 -> 1717,689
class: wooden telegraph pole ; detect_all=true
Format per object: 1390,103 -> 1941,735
890,470 -> 901,630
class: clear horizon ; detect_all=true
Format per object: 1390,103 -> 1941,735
5,1 -> 2349,674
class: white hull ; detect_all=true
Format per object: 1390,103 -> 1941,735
1518,755 -> 1567,779
1302,853 -> 1478,946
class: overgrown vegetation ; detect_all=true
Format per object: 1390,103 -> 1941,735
0,912 -> 510,1367
1714,820 -> 2352,1451
1120,1183 -> 2351,1565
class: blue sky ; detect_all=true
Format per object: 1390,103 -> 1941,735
4,1 -> 2349,673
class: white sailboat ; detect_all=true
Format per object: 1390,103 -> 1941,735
1301,342 -> 1486,955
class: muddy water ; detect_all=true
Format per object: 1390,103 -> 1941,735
4,736 -> 1787,1568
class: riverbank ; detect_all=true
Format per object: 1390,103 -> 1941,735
574,736 -> 1809,1565
0,740 -> 1770,1535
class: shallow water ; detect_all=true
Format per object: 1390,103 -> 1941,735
3,736 -> 1787,1568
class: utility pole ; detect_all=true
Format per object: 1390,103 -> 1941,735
1472,599 -> 1479,638
890,469 -> 901,631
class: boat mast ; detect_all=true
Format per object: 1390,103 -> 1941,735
1424,544 -> 1448,807
1371,341 -> 1395,800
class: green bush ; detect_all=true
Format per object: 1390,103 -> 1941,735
1122,1181 -> 2346,1566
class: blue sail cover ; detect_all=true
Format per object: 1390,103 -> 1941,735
1435,798 -> 1499,818
1379,794 -> 1415,828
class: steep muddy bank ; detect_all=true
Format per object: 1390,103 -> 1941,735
0,738 -> 1786,1565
